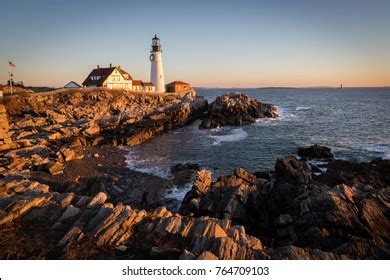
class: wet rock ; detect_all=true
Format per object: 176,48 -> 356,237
234,167 -> 256,184
181,170 -> 212,214
321,159 -> 390,188
275,155 -> 312,185
298,144 -> 334,159
171,163 -> 200,185
200,93 -> 278,129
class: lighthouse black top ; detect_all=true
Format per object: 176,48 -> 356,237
151,34 -> 162,52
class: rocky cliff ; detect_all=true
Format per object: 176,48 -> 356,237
1,90 -> 388,260
1,89 -> 208,175
1,145 -> 388,259
180,147 -> 390,259
0,104 -> 14,152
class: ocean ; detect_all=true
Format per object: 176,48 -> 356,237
124,88 -> 390,189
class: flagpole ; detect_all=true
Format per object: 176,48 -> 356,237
8,63 -> 13,95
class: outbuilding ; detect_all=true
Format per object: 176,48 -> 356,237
165,81 -> 191,93
64,81 -> 81,88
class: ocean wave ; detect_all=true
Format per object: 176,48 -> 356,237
296,106 -> 311,111
164,183 -> 193,201
255,106 -> 297,126
124,150 -> 172,179
209,127 -> 248,145
365,145 -> 390,159
278,107 -> 298,119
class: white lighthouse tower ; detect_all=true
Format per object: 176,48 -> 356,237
149,34 -> 165,93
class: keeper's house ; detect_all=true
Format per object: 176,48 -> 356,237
82,64 -> 155,92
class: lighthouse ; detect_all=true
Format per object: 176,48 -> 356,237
149,34 -> 165,93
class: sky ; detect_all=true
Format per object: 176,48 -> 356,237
0,0 -> 389,88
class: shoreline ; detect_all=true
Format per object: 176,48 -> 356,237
1,90 -> 389,260
29,145 -> 176,210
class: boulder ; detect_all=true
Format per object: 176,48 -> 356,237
170,163 -> 200,185
200,93 -> 278,129
45,161 -> 64,175
234,167 -> 256,184
275,156 -> 312,185
180,170 -> 212,214
298,144 -> 334,159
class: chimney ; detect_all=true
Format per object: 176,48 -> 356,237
97,65 -> 100,69
109,63 -> 112,68
118,65 -> 121,69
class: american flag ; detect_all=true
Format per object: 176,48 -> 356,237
8,61 -> 16,67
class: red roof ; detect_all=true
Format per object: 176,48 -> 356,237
82,66 -> 133,87
166,80 -> 190,86
133,80 -> 154,87
132,80 -> 143,86
0,84 -> 3,91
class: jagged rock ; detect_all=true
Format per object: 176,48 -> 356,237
234,167 -> 256,184
200,93 -> 278,129
298,144 -> 334,159
45,161 -> 64,175
2,90 -> 208,180
321,158 -> 390,188
58,205 -> 81,222
275,155 -> 312,185
0,104 -> 13,151
0,194 -> 51,225
181,168 -> 259,224
87,192 -> 108,208
181,170 -> 213,214
59,140 -> 84,161
171,163 -> 200,185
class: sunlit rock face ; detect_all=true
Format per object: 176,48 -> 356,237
1,89 -> 208,175
0,104 -> 14,151
200,93 -> 278,129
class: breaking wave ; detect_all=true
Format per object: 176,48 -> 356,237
164,183 -> 193,201
296,106 -> 311,111
124,150 -> 172,179
365,145 -> 390,159
255,106 -> 297,126
209,127 -> 248,145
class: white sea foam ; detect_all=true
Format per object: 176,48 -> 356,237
210,127 -> 248,145
164,183 -> 193,201
277,107 -> 298,119
365,145 -> 390,159
124,150 -> 172,179
296,106 -> 311,111
255,106 -> 297,126
307,158 -> 328,172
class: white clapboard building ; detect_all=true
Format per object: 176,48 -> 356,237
82,64 -> 155,92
